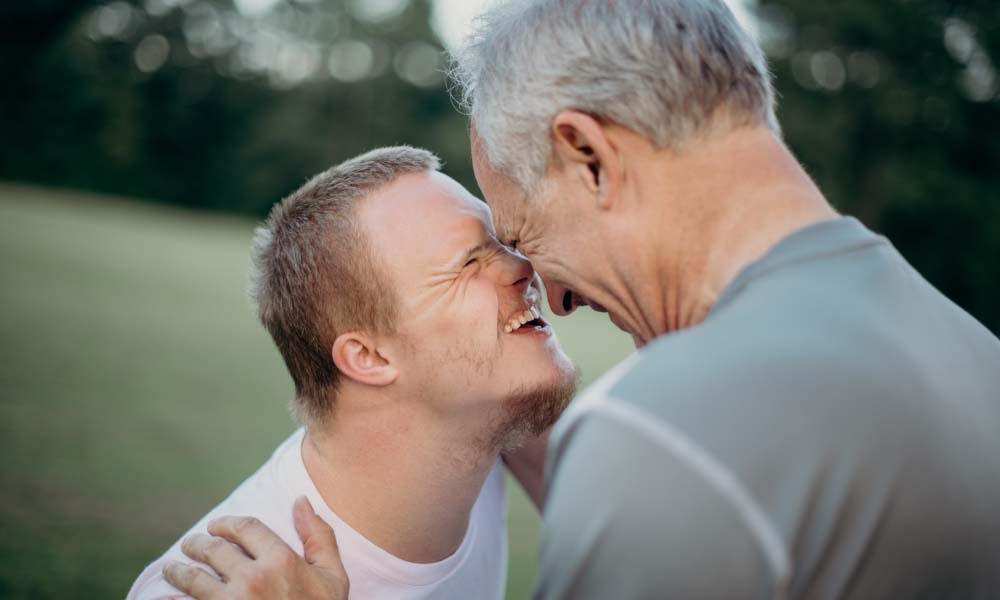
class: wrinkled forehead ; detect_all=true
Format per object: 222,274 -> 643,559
360,171 -> 494,281
470,138 -> 529,246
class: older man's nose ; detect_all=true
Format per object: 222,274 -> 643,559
545,280 -> 576,317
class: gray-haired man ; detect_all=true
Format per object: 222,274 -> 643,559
169,0 -> 1000,598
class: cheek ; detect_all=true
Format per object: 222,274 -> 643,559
529,231 -> 590,288
426,278 -> 500,355
462,278 -> 500,336
429,281 -> 502,386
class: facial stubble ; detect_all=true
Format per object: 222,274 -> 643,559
480,365 -> 579,453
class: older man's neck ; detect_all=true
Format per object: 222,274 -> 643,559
646,125 -> 837,336
300,399 -> 497,564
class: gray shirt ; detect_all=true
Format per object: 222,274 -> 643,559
537,217 -> 1000,600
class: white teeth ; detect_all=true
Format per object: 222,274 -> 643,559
505,307 -> 542,333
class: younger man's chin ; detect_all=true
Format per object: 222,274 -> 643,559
488,370 -> 579,453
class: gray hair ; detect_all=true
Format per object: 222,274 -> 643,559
249,146 -> 440,424
450,0 -> 779,192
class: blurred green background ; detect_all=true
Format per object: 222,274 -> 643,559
0,0 -> 997,598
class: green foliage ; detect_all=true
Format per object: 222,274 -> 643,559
759,0 -> 1000,331
0,0 -> 476,214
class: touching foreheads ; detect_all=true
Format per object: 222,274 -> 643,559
248,146 -> 440,423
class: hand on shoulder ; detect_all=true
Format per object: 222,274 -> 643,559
163,497 -> 350,600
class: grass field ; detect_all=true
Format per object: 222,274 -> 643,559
0,182 -> 634,599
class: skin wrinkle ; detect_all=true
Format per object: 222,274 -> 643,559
425,238 -> 541,354
487,128 -> 639,336
371,170 -> 570,396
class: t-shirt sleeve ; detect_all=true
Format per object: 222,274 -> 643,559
126,556 -> 193,600
126,521 -> 220,600
534,409 -> 779,600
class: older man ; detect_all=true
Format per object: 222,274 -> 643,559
168,0 -> 1000,598
133,146 -> 576,599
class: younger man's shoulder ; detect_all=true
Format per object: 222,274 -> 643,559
126,430 -> 306,600
127,502 -> 296,600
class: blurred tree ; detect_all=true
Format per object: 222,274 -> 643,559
757,0 -> 999,333
0,0 -> 472,214
0,0 -> 997,334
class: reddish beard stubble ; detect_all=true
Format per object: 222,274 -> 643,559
482,368 -> 579,453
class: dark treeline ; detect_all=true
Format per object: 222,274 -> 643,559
1,0 -> 470,214
2,0 -> 998,333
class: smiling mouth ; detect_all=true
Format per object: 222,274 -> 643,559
504,306 -> 547,333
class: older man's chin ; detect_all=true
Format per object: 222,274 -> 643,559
484,369 -> 579,453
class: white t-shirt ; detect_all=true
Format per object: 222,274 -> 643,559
127,428 -> 508,600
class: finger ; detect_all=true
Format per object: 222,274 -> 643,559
206,515 -> 287,559
293,496 -> 344,570
163,561 -> 223,599
180,533 -> 251,580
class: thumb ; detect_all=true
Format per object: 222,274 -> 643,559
293,496 -> 344,570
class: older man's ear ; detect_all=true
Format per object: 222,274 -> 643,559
550,110 -> 623,211
331,333 -> 398,387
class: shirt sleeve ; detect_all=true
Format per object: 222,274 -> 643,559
126,557 -> 192,600
534,409 -> 779,600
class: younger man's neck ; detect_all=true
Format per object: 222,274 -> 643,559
301,397 -> 498,564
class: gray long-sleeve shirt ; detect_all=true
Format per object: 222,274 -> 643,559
537,217 -> 1000,599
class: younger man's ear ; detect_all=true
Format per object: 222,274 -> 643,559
331,333 -> 398,387
550,110 -> 621,210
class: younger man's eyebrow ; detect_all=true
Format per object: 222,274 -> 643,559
454,241 -> 491,268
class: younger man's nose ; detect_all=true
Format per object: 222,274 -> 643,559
498,250 -> 535,290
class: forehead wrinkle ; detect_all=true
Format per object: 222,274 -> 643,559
489,201 -> 517,246
497,206 -> 527,246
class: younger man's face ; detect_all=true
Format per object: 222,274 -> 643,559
360,171 -> 576,447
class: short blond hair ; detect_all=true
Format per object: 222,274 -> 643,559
249,146 -> 440,422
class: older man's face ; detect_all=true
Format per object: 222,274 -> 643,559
360,170 -> 576,444
471,131 -> 619,332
